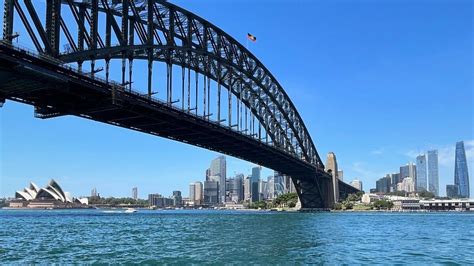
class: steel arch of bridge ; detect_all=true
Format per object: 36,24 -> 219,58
2,0 -> 323,169
1,0 -> 361,209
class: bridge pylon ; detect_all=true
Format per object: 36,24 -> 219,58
293,173 -> 335,211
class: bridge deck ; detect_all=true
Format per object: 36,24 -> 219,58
0,44 -> 323,180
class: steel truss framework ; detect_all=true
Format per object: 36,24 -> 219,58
1,0 -> 359,209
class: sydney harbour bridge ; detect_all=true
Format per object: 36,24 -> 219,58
0,0 -> 358,209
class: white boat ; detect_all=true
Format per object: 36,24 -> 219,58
124,208 -> 137,213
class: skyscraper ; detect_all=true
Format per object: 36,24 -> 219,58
194,181 -> 203,205
244,177 -> 251,201
209,156 -> 226,203
454,141 -> 470,198
446,184 -> 459,198
350,179 -> 363,191
376,175 -> 391,193
227,175 -> 244,203
204,181 -> 219,205
189,181 -> 204,205
416,154 -> 428,191
400,162 -> 416,186
326,152 -> 339,202
189,183 -> 196,205
258,179 -> 268,200
427,150 -> 439,196
391,173 -> 400,192
172,191 -> 182,207
250,166 -> 261,203
337,170 -> 344,181
91,187 -> 98,198
132,187 -> 138,200
273,171 -> 286,196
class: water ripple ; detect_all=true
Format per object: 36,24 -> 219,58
1,210 -> 473,264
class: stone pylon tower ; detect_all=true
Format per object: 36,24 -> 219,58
326,152 -> 339,202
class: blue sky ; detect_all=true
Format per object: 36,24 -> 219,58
1,0 -> 473,198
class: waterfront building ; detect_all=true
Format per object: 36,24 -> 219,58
209,156 -> 226,203
172,191 -> 182,207
446,185 -> 459,198
416,154 -> 428,191
350,179 -> 363,191
420,199 -> 474,211
454,141 -> 470,198
148,194 -> 173,208
326,152 -> 339,202
361,193 -> 371,204
392,199 -> 421,211
427,150 -> 439,196
376,175 -> 391,193
12,179 -> 88,208
204,180 -> 219,205
243,177 -> 251,201
132,187 -> 138,200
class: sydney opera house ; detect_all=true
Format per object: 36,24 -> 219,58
10,179 -> 89,209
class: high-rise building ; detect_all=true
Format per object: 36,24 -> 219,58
172,191 -> 182,207
376,175 -> 391,193
427,150 -> 439,196
91,187 -> 98,198
209,156 -> 226,203
391,173 -> 400,192
250,166 -> 261,203
132,187 -> 138,200
398,177 -> 415,192
189,181 -> 204,205
148,194 -> 173,208
326,152 -> 339,202
416,154 -> 428,191
454,141 -> 470,198
204,180 -> 219,205
243,177 -> 251,201
446,185 -> 459,198
400,162 -> 416,186
350,179 -> 363,191
227,174 -> 244,203
258,179 -> 268,201
189,183 -> 196,204
194,181 -> 203,205
267,176 -> 275,199
273,171 -> 286,196
337,170 -> 344,181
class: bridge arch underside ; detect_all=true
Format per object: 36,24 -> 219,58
0,0 -> 342,209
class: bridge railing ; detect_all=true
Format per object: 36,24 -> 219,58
0,40 -> 312,165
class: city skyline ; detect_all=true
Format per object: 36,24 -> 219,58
1,0 -> 472,198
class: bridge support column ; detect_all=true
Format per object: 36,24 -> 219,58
293,176 -> 335,211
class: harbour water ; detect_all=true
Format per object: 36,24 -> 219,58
1,209 -> 473,264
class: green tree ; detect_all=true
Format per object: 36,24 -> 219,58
273,192 -> 298,207
418,191 -> 435,199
